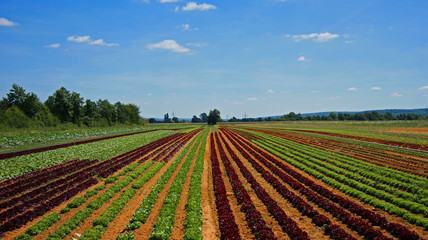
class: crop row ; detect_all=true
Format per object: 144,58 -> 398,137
255,128 -> 427,177
222,129 -> 397,239
0,129 -> 163,160
5,130 -> 196,238
128,130 -> 202,228
258,135 -> 428,206
182,129 -> 208,240
255,131 -> 427,194
209,133 -> 241,240
214,133 -> 277,239
244,128 -> 427,188
218,131 -> 354,240
224,128 -> 423,239
254,138 -> 428,230
0,129 -> 177,181
45,160 -> 156,240
149,130 -> 205,239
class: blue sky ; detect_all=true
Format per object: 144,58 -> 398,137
1,0 -> 427,119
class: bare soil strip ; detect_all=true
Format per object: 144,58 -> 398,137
201,130 -> 220,240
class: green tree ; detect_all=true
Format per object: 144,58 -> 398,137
3,106 -> 30,128
97,99 -> 117,126
191,115 -> 201,123
207,109 -> 221,125
1,84 -> 41,118
200,113 -> 208,123
328,112 -> 338,121
45,87 -> 73,123
123,104 -> 140,124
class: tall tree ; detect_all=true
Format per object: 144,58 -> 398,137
1,84 -> 41,118
207,109 -> 221,125
45,87 -> 73,123
200,113 -> 208,122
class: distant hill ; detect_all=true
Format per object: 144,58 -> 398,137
264,108 -> 428,119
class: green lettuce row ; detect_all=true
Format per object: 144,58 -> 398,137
183,129 -> 208,240
257,139 -> 428,217
79,188 -> 137,239
149,131 -> 204,239
129,131 -> 200,226
46,160 -> 154,239
245,128 -> 427,187
0,130 -> 175,181
254,140 -> 428,230
261,133 -> 428,194
258,135 -> 428,205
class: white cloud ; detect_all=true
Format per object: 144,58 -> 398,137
67,35 -> 118,46
311,90 -> 320,93
159,0 -> 180,2
371,87 -> 381,90
419,86 -> 428,90
266,89 -> 275,94
0,17 -> 18,26
345,40 -> 355,44
391,93 -> 403,97
289,32 -> 339,42
328,97 -> 340,100
348,87 -> 359,91
90,39 -> 119,46
45,43 -> 60,48
182,2 -> 216,11
233,101 -> 244,105
67,35 -> 91,43
182,24 -> 190,31
297,56 -> 306,62
147,40 -> 190,53
147,93 -> 153,96
247,97 -> 258,101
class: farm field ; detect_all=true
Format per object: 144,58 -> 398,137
0,122 -> 427,240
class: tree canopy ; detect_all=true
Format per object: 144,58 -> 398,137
207,109 -> 221,125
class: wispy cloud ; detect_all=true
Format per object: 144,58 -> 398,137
90,39 -> 119,46
297,56 -> 306,62
391,93 -> 403,97
67,35 -> 118,46
311,90 -> 320,93
0,17 -> 18,27
182,2 -> 216,11
348,87 -> 359,91
45,43 -> 61,48
147,40 -> 190,53
146,93 -> 153,96
266,89 -> 275,94
67,35 -> 91,43
159,0 -> 181,2
247,97 -> 258,101
419,86 -> 428,90
371,87 -> 381,90
288,32 -> 339,42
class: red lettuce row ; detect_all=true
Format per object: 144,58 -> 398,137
210,134 -> 242,240
214,133 -> 276,239
225,128 -> 421,240
215,132 -> 310,240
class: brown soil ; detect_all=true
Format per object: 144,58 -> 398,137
213,135 -> 255,240
201,131 -> 221,240
233,131 -> 428,239
390,128 -> 428,134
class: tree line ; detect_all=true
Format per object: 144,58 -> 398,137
0,84 -> 142,128
227,111 -> 426,122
